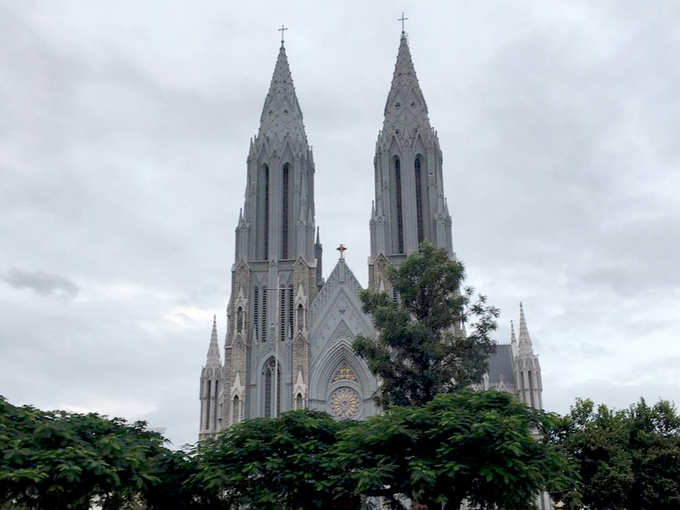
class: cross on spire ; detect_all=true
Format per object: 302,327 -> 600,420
337,243 -> 347,259
398,12 -> 408,34
278,24 -> 288,45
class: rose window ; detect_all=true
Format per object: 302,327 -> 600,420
329,387 -> 361,419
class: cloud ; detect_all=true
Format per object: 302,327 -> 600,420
3,268 -> 79,299
0,0 -> 678,447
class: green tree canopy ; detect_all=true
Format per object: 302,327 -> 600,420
334,389 -> 576,510
353,242 -> 499,408
192,409 -> 358,510
0,396 -> 168,510
550,397 -> 680,510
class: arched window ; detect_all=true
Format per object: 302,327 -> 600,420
295,393 -> 303,410
236,307 -> 244,334
205,380 -> 211,430
261,288 -> 268,342
263,358 -> 280,418
297,304 -> 304,331
394,157 -> 404,254
253,287 -> 259,341
233,396 -> 241,424
257,164 -> 270,260
281,163 -> 290,259
415,155 -> 424,244
213,380 -> 219,430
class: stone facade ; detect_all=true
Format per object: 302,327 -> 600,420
198,32 -> 544,440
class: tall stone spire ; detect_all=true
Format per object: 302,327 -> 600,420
257,42 -> 308,152
382,32 -> 431,138
510,320 -> 517,344
205,314 -> 221,368
369,30 -> 453,273
518,303 -> 532,350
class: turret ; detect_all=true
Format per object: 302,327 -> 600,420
199,315 -> 222,439
513,303 -> 543,410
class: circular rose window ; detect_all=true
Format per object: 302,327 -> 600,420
329,387 -> 361,419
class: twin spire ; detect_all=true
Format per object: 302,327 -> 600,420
257,42 -> 307,150
382,31 -> 431,138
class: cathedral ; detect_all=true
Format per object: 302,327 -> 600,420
198,29 -> 543,439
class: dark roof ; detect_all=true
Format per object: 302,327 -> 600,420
487,344 -> 514,386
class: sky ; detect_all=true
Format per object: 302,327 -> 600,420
1,0 -> 679,447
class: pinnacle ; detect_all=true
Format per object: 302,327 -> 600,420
206,314 -> 221,367
258,43 -> 307,148
510,320 -> 517,344
382,32 -> 430,136
518,303 -> 534,356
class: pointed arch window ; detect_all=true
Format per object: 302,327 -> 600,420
281,163 -> 290,259
261,288 -> 268,342
415,155 -> 424,245
213,380 -> 219,430
296,304 -> 304,332
233,395 -> 241,424
295,393 -> 303,410
236,307 -> 244,334
258,164 -> 270,260
394,157 -> 404,254
253,287 -> 259,341
205,380 -> 211,430
263,358 -> 280,418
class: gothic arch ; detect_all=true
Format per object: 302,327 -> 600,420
309,338 -> 374,408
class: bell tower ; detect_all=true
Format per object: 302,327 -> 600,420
369,29 -> 453,289
201,36 -> 320,437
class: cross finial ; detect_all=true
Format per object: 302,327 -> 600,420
278,24 -> 288,45
336,244 -> 347,259
398,12 -> 408,34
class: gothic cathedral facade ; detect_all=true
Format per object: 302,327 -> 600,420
199,32 -> 544,439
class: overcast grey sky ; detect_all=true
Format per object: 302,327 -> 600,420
1,0 -> 679,447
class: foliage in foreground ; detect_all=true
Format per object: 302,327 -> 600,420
192,409 -> 357,510
0,396 -> 215,510
336,389 -> 576,509
353,242 -> 499,408
549,397 -> 680,510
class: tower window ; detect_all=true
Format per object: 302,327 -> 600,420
415,155 -> 424,244
253,287 -> 259,341
264,358 -> 280,418
258,164 -> 270,260
281,163 -> 290,259
288,286 -> 294,337
394,157 -> 404,254
205,380 -> 211,430
236,307 -> 244,334
233,395 -> 240,424
297,303 -> 304,332
279,288 -> 286,341
262,288 -> 268,342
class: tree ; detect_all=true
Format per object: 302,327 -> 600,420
192,409 -> 359,510
0,396 -> 169,510
551,398 -> 680,510
333,390 -> 576,509
353,242 -> 499,408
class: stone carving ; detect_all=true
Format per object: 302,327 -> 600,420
329,387 -> 361,420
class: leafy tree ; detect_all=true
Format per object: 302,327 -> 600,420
0,396 -> 168,510
551,397 -> 680,510
353,242 -> 499,408
333,390 -> 576,510
192,409 -> 359,510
